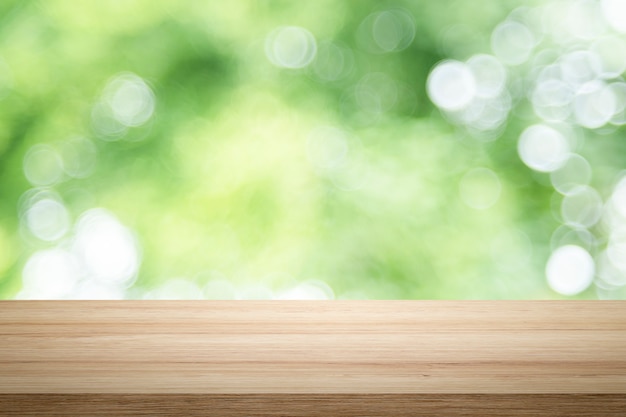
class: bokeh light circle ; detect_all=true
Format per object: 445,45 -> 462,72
265,26 -> 317,69
427,60 -> 477,111
518,124 -> 570,172
546,245 -> 594,296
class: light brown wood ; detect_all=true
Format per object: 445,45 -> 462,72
1,301 -> 625,415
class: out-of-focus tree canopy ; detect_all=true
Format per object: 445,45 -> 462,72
1,0 -> 625,299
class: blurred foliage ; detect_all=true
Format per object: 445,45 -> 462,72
0,0 -> 624,299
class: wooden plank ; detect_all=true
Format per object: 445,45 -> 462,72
1,394 -> 625,416
1,301 -> 625,415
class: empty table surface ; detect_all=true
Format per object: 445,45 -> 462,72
1,301 -> 625,416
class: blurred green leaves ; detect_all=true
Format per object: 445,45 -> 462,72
0,0 -> 623,299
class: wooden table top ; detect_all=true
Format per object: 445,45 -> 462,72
1,301 -> 625,415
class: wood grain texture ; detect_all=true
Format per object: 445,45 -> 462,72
1,395 -> 625,416
1,301 -> 625,415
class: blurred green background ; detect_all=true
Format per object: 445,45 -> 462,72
1,0 -> 626,299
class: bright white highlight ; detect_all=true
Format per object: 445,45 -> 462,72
564,0 -> 605,41
546,245 -> 594,296
427,60 -> 476,111
71,281 -> 125,300
601,0 -> 626,33
518,124 -> 570,172
72,208 -> 140,286
21,249 -> 80,299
